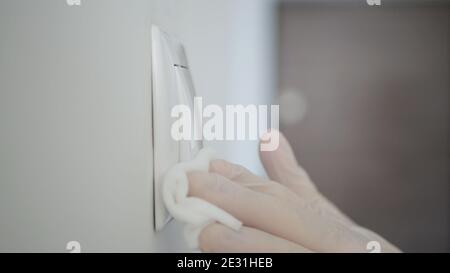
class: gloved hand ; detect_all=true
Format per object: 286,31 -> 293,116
187,132 -> 401,253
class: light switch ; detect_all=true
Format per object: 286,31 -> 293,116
151,25 -> 202,231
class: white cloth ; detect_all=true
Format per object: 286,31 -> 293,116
162,147 -> 242,249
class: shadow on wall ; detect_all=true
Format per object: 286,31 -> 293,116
277,1 -> 449,252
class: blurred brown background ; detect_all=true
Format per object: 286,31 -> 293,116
278,1 -> 449,252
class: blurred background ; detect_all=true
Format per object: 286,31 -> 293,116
277,0 -> 449,252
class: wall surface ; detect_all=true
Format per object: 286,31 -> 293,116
0,0 -> 276,252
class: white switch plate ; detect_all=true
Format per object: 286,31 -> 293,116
151,25 -> 202,231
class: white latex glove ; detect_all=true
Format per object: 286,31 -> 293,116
187,132 -> 401,253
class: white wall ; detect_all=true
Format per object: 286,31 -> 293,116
0,0 -> 276,252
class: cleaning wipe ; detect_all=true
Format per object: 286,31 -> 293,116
162,147 -> 243,249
